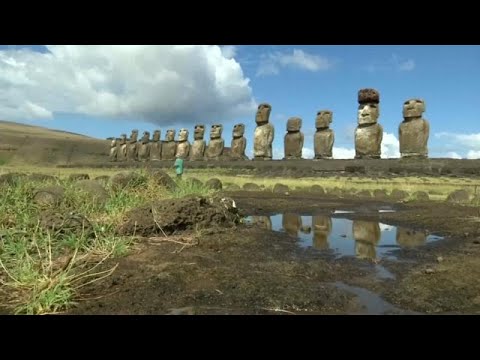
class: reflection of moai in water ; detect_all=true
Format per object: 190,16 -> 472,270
109,138 -> 118,162
127,129 -> 139,161
352,220 -> 381,260
251,216 -> 272,230
205,124 -> 224,159
191,125 -> 206,161
162,129 -> 177,160
284,117 -> 304,160
355,89 -> 383,159
117,134 -> 127,162
399,99 -> 430,159
254,103 -> 274,160
396,227 -> 427,248
313,216 -> 332,249
175,128 -> 190,159
150,130 -> 162,161
231,123 -> 248,160
282,213 -> 302,237
314,110 -> 335,159
137,131 -> 151,162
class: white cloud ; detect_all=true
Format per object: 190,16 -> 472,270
257,49 -> 333,77
381,132 -> 400,158
303,147 -> 314,159
365,53 -> 415,73
333,147 -> 355,159
446,151 -> 462,159
0,45 -> 256,125
467,150 -> 480,159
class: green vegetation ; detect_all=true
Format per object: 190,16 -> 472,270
0,171 -> 219,314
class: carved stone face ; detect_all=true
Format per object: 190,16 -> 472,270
178,128 -> 189,142
194,124 -> 205,140
153,130 -> 161,142
287,117 -> 302,132
233,123 -> 245,138
166,129 -> 175,142
255,103 -> 272,125
210,124 -> 223,139
119,134 -> 127,145
315,110 -> 333,129
403,99 -> 425,118
130,130 -> 138,142
357,103 -> 379,125
141,131 -> 150,144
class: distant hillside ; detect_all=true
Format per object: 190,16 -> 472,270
0,120 -> 109,165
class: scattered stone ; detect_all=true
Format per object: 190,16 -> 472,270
436,256 -> 444,263
68,173 -> 90,181
33,185 -> 65,207
390,189 -> 409,201
273,183 -> 289,193
110,172 -> 146,191
76,180 -> 109,206
424,268 -> 435,274
412,191 -> 430,201
243,183 -> 261,191
446,189 -> 470,204
205,178 -> 222,190
310,185 -> 325,194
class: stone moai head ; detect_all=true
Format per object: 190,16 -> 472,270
255,103 -> 272,125
357,88 -> 380,125
233,123 -> 245,138
119,134 -> 127,145
178,128 -> 189,142
166,129 -> 175,142
130,129 -> 139,142
141,131 -> 150,144
194,124 -> 205,140
210,124 -> 223,140
152,130 -> 161,142
286,117 -> 302,132
403,98 -> 425,119
315,110 -> 333,129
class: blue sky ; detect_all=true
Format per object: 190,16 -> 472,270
0,45 -> 479,159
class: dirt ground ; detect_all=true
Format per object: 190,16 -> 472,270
67,191 -> 480,315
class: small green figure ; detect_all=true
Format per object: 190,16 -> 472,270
174,156 -> 184,179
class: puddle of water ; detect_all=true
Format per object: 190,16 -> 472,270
334,282 -> 419,315
245,214 -> 443,261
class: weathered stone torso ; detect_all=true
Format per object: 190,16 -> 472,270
162,142 -> 176,160
109,144 -> 118,161
137,143 -> 150,162
254,123 -> 274,159
150,142 -> 162,161
191,140 -> 206,160
118,144 -> 127,161
231,137 -> 247,159
126,143 -> 138,161
284,132 -> 304,159
313,216 -> 332,249
355,123 -> 383,159
206,139 -> 224,159
314,129 -> 334,159
399,118 -> 429,158
176,141 -> 191,159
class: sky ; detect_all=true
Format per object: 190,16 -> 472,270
0,45 -> 479,159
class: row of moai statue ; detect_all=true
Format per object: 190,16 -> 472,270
109,124 -> 248,162
109,88 -> 430,161
253,88 -> 429,160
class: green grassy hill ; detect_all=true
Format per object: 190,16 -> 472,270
0,120 -> 109,166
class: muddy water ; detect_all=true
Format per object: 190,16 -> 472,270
246,214 -> 443,261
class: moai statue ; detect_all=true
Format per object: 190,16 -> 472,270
117,134 -> 127,162
126,129 -> 139,161
352,220 -> 381,260
191,124 -> 206,161
175,128 -> 190,159
284,117 -> 304,160
314,110 -> 335,159
396,227 -> 426,248
137,131 -> 151,162
109,138 -> 118,162
150,130 -> 162,161
205,124 -> 224,159
230,123 -> 248,160
282,213 -> 302,237
399,99 -> 429,159
312,216 -> 332,249
354,89 -> 383,159
253,103 -> 274,160
161,129 -> 176,160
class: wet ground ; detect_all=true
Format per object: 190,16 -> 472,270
66,191 -> 480,315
